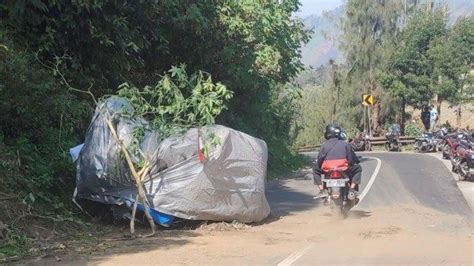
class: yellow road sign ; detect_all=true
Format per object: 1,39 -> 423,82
362,94 -> 374,106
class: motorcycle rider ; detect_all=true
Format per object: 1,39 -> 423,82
430,104 -> 438,131
313,124 -> 362,199
421,105 -> 431,131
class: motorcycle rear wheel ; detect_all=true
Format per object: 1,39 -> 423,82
457,162 -> 468,181
365,141 -> 372,151
414,141 -> 421,152
329,197 -> 345,218
442,150 -> 450,159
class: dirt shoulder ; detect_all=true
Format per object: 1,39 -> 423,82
25,178 -> 472,265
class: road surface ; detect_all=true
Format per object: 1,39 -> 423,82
46,152 -> 473,265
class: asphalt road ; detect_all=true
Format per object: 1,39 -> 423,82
355,153 -> 471,216
294,152 -> 471,216
270,152 -> 472,265
50,152 -> 473,265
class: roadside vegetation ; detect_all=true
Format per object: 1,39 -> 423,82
0,0 -> 472,260
295,1 -> 473,146
0,0 -> 310,259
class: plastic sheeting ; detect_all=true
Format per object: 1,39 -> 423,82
74,97 -> 270,223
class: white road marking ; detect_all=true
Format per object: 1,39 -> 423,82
358,156 -> 382,203
277,244 -> 314,266
276,155 -> 382,266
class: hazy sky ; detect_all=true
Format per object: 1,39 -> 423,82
296,0 -> 344,17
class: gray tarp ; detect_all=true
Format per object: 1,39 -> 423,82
74,97 -> 270,223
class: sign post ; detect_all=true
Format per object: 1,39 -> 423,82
362,94 -> 374,137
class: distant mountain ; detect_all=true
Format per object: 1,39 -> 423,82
439,0 -> 474,21
300,0 -> 473,68
300,6 -> 343,68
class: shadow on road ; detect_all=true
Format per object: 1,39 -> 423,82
264,180 -> 320,223
24,227 -> 199,265
359,156 -> 374,163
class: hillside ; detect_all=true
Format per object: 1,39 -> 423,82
300,6 -> 343,67
443,0 -> 474,22
300,0 -> 473,68
408,102 -> 474,130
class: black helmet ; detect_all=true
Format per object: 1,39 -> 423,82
324,124 -> 341,140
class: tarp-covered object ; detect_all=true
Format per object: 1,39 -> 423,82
74,97 -> 270,223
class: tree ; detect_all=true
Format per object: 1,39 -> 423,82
340,0 -> 419,134
380,6 -> 448,132
0,0 -> 310,190
429,17 -> 474,127
329,59 -> 342,123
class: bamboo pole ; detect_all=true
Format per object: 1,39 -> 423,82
102,111 -> 156,236
52,61 -> 157,236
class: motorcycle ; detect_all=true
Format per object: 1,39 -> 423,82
451,139 -> 474,181
350,133 -> 372,151
321,161 -> 357,216
414,132 -> 437,153
442,132 -> 467,160
433,127 -> 449,152
385,124 -> 401,152
414,128 -> 447,153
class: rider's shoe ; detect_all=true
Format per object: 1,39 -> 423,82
314,190 -> 328,199
347,188 -> 359,201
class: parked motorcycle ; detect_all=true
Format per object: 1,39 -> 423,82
321,161 -> 357,216
414,128 -> 448,153
451,139 -> 474,181
385,124 -> 401,152
442,132 -> 467,160
414,132 -> 437,153
433,127 -> 449,152
350,133 -> 371,151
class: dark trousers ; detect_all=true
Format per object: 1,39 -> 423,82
313,164 -> 362,186
422,121 -> 430,131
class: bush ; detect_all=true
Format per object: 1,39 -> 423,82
405,122 -> 423,137
0,39 -> 90,202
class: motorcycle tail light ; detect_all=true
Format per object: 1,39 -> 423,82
330,171 -> 342,178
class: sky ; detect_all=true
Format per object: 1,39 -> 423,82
296,0 -> 344,17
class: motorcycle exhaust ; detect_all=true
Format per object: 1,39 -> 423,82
347,190 -> 356,201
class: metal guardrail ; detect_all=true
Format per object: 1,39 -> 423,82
298,145 -> 320,152
297,136 -> 417,152
369,136 -> 416,145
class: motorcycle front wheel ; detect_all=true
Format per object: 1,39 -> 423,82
365,141 -> 372,151
442,148 -> 450,159
395,143 -> 402,152
457,162 -> 468,181
436,141 -> 446,152
414,141 -> 421,152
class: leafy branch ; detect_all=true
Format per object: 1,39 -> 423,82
117,64 -> 233,138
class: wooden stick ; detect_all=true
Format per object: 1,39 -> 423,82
54,65 -> 157,236
102,111 -> 156,235
130,194 -> 139,235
